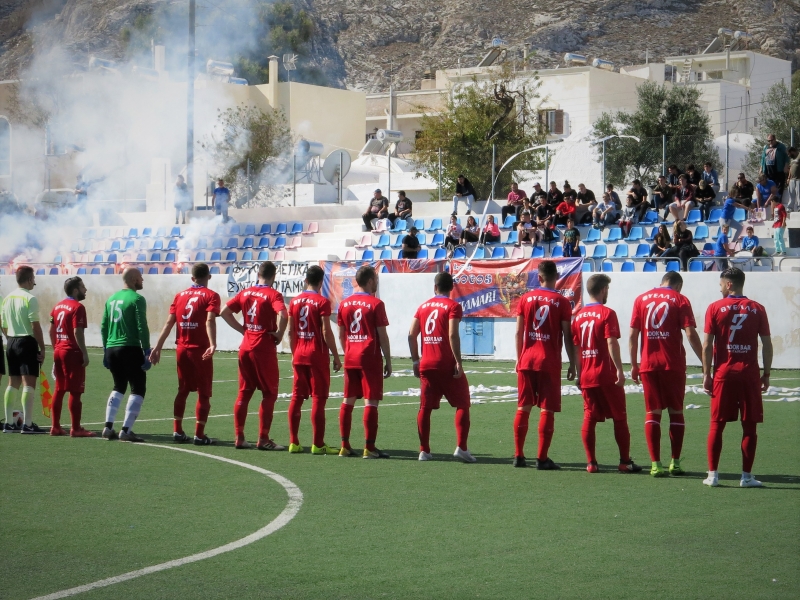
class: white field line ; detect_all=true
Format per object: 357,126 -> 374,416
31,445 -> 303,600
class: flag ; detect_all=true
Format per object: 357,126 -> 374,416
40,369 -> 53,418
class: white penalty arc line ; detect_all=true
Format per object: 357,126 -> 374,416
32,445 -> 303,600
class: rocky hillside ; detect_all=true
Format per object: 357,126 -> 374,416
1,0 -> 798,92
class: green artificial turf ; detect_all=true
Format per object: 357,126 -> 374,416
1,351 -> 798,599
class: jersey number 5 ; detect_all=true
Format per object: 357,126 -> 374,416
183,297 -> 199,321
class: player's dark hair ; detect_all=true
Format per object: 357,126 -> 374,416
258,261 -> 277,281
64,276 -> 83,297
355,265 -> 376,287
305,265 -> 324,286
434,272 -> 454,294
15,265 -> 34,285
586,274 -> 611,297
661,271 -> 683,287
538,260 -> 558,282
720,267 -> 745,288
192,263 -> 210,279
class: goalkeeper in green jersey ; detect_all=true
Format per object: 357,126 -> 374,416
101,268 -> 151,442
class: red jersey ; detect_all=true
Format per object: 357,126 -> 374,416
169,285 -> 221,349
572,303 -> 620,388
516,287 -> 572,371
413,296 -> 462,371
49,299 -> 87,352
630,287 -> 696,372
226,285 -> 286,352
337,293 -> 389,368
289,290 -> 332,366
704,296 -> 770,380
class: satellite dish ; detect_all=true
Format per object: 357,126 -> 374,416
322,150 -> 351,184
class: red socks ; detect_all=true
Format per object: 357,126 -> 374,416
258,397 -> 277,441
195,395 -> 210,438
455,407 -> 470,451
669,413 -> 685,459
363,405 -> 379,451
339,403 -> 354,449
68,393 -> 83,430
645,412 -> 662,462
173,390 -> 190,434
537,411 -> 554,461
707,420 -> 725,471
514,410 -> 530,458
311,398 -> 326,448
52,389 -> 67,430
581,413 -> 597,463
741,421 -> 758,473
613,419 -> 631,462
288,396 -> 303,445
417,408 -> 432,453
233,389 -> 255,437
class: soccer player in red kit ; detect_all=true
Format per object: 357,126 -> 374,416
702,268 -> 772,488
150,263 -> 220,445
337,265 -> 392,459
48,277 -> 94,437
221,261 -> 288,450
408,272 -> 476,463
287,265 -> 342,455
513,260 -> 575,469
572,274 -> 642,473
629,271 -> 703,477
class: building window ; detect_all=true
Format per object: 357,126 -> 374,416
539,109 -> 564,135
0,118 -> 10,177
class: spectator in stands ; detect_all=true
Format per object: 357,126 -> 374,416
685,164 -> 701,186
787,146 -> 799,212
554,194 -> 576,226
702,162 -> 720,192
606,183 -> 621,209
362,189 -> 389,231
212,178 -> 231,223
562,218 -> 580,257
740,226 -> 764,257
754,174 -> 776,211
661,220 -> 698,271
760,133 -> 790,195
712,224 -> 731,270
480,215 -> 501,244
592,192 -> 617,229
719,187 -> 747,243
173,175 -> 191,225
444,215 -> 462,249
577,183 -> 596,207
535,194 -> 555,241
389,191 -> 413,226
531,182 -> 544,199
649,224 -> 672,258
732,173 -> 755,207
519,196 -> 534,219
772,195 -> 787,256
668,174 -> 696,221
547,181 -> 563,207
619,195 -> 639,238
694,180 -> 716,221
515,211 -> 538,247
460,215 -> 480,244
453,175 -> 476,216
576,183 -> 597,225
652,175 -> 672,216
503,182 -> 527,224
627,179 -> 650,221
401,226 -> 421,259
667,164 -> 683,194
563,181 -> 574,199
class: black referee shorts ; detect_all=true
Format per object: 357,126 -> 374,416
0,336 -> 5,376
6,336 -> 40,377
107,346 -> 147,397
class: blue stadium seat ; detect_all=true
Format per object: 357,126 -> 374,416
613,244 -> 629,258
225,251 -> 237,262
180,266 -> 190,274
532,246 -> 545,258
413,219 -> 424,230
108,253 -> 118,263
733,208 -> 746,222
666,260 -> 680,272
241,237 -> 254,249
711,227 -> 721,240
244,224 -> 256,236
225,267 -> 233,274
241,251 -> 253,261
76,268 -> 86,274
35,268 -> 45,275
627,226 -> 643,241
275,223 -> 288,235
156,227 -> 167,238
210,251 -> 222,261
427,218 -> 443,232
621,261 -> 635,272
501,215 -> 516,229
703,242 -> 714,252
165,252 -> 176,262
53,255 -> 62,263
433,248 -> 447,260
453,247 -> 466,259
229,224 -> 241,236
110,240 -> 121,251
602,260 -> 614,272
142,227 -> 152,237
256,251 -> 269,261
93,254 -> 104,262
635,243 -> 650,258
124,240 -> 135,251
550,246 -> 563,258
361,249 -> 374,260
195,252 -> 206,261
646,226 -> 658,241
163,267 -> 174,274
152,240 -> 164,251
127,228 -> 139,238
258,237 -> 270,249
196,238 -> 208,250
91,268 -> 101,275
289,222 -> 303,235
167,239 -> 179,250
417,249 -> 429,259
686,209 -> 702,224
383,250 -> 394,260
707,208 -> 723,223
271,237 -> 286,250
472,246 -> 485,259
373,234 -> 390,249
641,211 -> 658,224
491,246 -> 505,259
592,245 -> 607,259
259,224 -> 272,236
604,228 -> 622,242
582,262 -> 593,272
170,226 -> 181,237
504,231 -> 519,245
694,225 -> 709,241
689,261 -> 704,272
584,228 -> 601,243
391,220 -> 407,233
49,267 -> 59,275
643,261 -> 657,272
210,266 -> 220,274
429,233 -> 445,247
136,253 -> 147,262
416,233 -> 427,245
225,237 -> 238,249
105,267 -> 115,275
391,235 -> 404,249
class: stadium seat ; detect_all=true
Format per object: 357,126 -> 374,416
504,231 -> 519,245
289,222 -> 303,235
510,246 -> 523,258
142,227 -> 152,237
532,246 -> 545,258
210,251 -> 222,261
374,220 -> 388,232
243,224 -> 256,236
110,240 -> 121,251
703,242 -> 714,252
105,267 -> 115,274
417,249 -> 429,259
225,266 -> 233,274
163,267 -> 174,274
241,251 -> 254,261
427,218 -> 442,232
643,261 -> 657,272
621,261 -> 635,272
165,252 -> 176,262
155,227 -> 167,238
257,237 -> 271,249
49,267 -> 59,275
635,243 -> 650,258
551,246 -> 563,258
433,248 -> 447,260
229,224 -> 241,236
167,239 -> 179,251
686,209 -> 702,224
124,240 -> 135,251
304,222 -> 319,235
100,228 -> 111,239
604,228 -> 622,242
413,219 -> 424,230
491,246 -> 505,259
689,260 -> 704,272
275,223 -> 288,235
225,237 -> 238,249
711,227 -> 721,240
35,268 -> 45,275
602,261 -> 614,272
108,253 -> 118,263
259,224 -> 272,236
627,226 -> 644,241
579,245 -> 586,257
272,250 -> 285,261
287,237 -> 301,249
361,249 -> 374,260
429,233 -> 445,247
592,245 -> 607,259
472,246 -> 485,259
707,208 -> 723,223
93,254 -> 104,262
416,233 -> 427,245
584,228 -> 601,243
241,237 -> 254,249
453,247 -> 466,259
195,252 -> 206,261
387,250 -> 398,260
582,262 -> 593,272
641,211 -> 658,224
170,226 -> 181,237
53,255 -> 62,264
733,208 -> 746,222
146,266 -> 158,274
127,228 -> 138,238
210,266 -> 220,274
391,234 -> 405,249
76,268 -> 86,274
257,251 -> 269,261
374,234 -> 390,249
613,244 -> 629,258
344,249 -> 356,260
224,251 -> 237,262
666,260 -> 680,272
391,220 -> 407,233
90,267 -> 100,275
354,234 -> 371,249
694,225 -> 709,241
152,239 -> 165,251
136,253 -> 147,262
501,215 -> 516,230
646,226 -> 658,241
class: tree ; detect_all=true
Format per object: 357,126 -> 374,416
199,104 -> 293,207
593,81 -> 719,188
413,68 -> 546,201
742,81 -> 800,177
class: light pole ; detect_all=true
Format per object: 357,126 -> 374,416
187,0 -> 196,206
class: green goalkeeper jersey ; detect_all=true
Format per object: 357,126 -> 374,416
101,289 -> 150,349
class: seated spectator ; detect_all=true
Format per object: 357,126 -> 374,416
627,179 -> 650,221
668,174 -> 696,221
702,162 -> 720,192
401,226 -> 421,258
535,195 -> 555,241
460,215 -> 480,243
576,183 -> 596,207
547,181 -> 563,207
651,175 -> 672,213
592,192 -> 618,229
452,174 -> 476,216
388,191 -> 413,226
720,187 -> 747,242
562,218 -> 581,257
619,195 -> 639,238
515,211 -> 539,247
606,183 -> 621,209
518,196 -> 534,220
667,164 -> 683,195
362,189 -> 389,231
685,164 -> 701,186
503,182 -> 527,223
732,173 -> 755,207
563,181 -> 574,199
649,224 -> 672,257
554,195 -> 577,226
444,215 -> 462,249
695,180 -> 716,221
480,215 -> 501,244
530,181 -> 544,200
755,174 -> 776,210
740,226 -> 764,257
661,220 -> 698,271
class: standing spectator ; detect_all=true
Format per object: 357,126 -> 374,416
702,162 -> 720,192
627,179 -> 650,221
554,195 -> 576,226
787,146 -> 799,212
562,218 -> 580,257
754,174 -> 776,211
592,192 -> 617,229
480,215 -> 501,244
388,191 -> 413,227
547,181 -> 563,207
695,180 -> 716,221
444,215 -> 462,249
685,164 -> 701,186
515,211 -> 538,247
719,187 -> 747,243
212,179 -> 231,223
503,182 -> 527,224
661,220 -> 697,271
712,224 -> 731,270
772,195 -> 787,256
606,184 -> 621,209
649,224 -> 672,258
651,175 -> 672,214
619,195 -> 639,238
400,227 -> 421,259
362,189 -> 389,231
452,175 -> 476,216
668,174 -> 696,221
760,133 -> 790,195
667,165 -> 683,195
732,173 -> 755,206
460,216 -> 480,244
173,175 -> 191,225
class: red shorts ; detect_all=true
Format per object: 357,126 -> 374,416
641,370 -> 685,412
238,348 -> 279,401
176,346 -> 214,397
420,369 -> 470,410
292,361 -> 331,401
53,348 -> 85,394
343,363 -> 383,401
517,369 -> 561,412
711,375 -> 763,423
581,384 -> 627,422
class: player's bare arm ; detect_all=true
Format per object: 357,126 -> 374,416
760,334 -> 773,392
514,315 -> 524,368
321,315 -> 341,372
75,326 -> 89,367
702,332 -> 715,394
607,337 -> 625,387
150,314 -> 177,365
561,320 -> 576,381
378,325 -> 392,378
628,326 -> 641,383
288,314 -> 297,354
572,344 -> 582,389
48,317 -> 57,348
220,305 -> 245,335
449,317 -> 463,378
32,321 -> 45,363
685,326 -> 703,363
408,318 -> 421,378
203,311 -> 217,360
338,324 -> 347,357
270,310 -> 288,344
